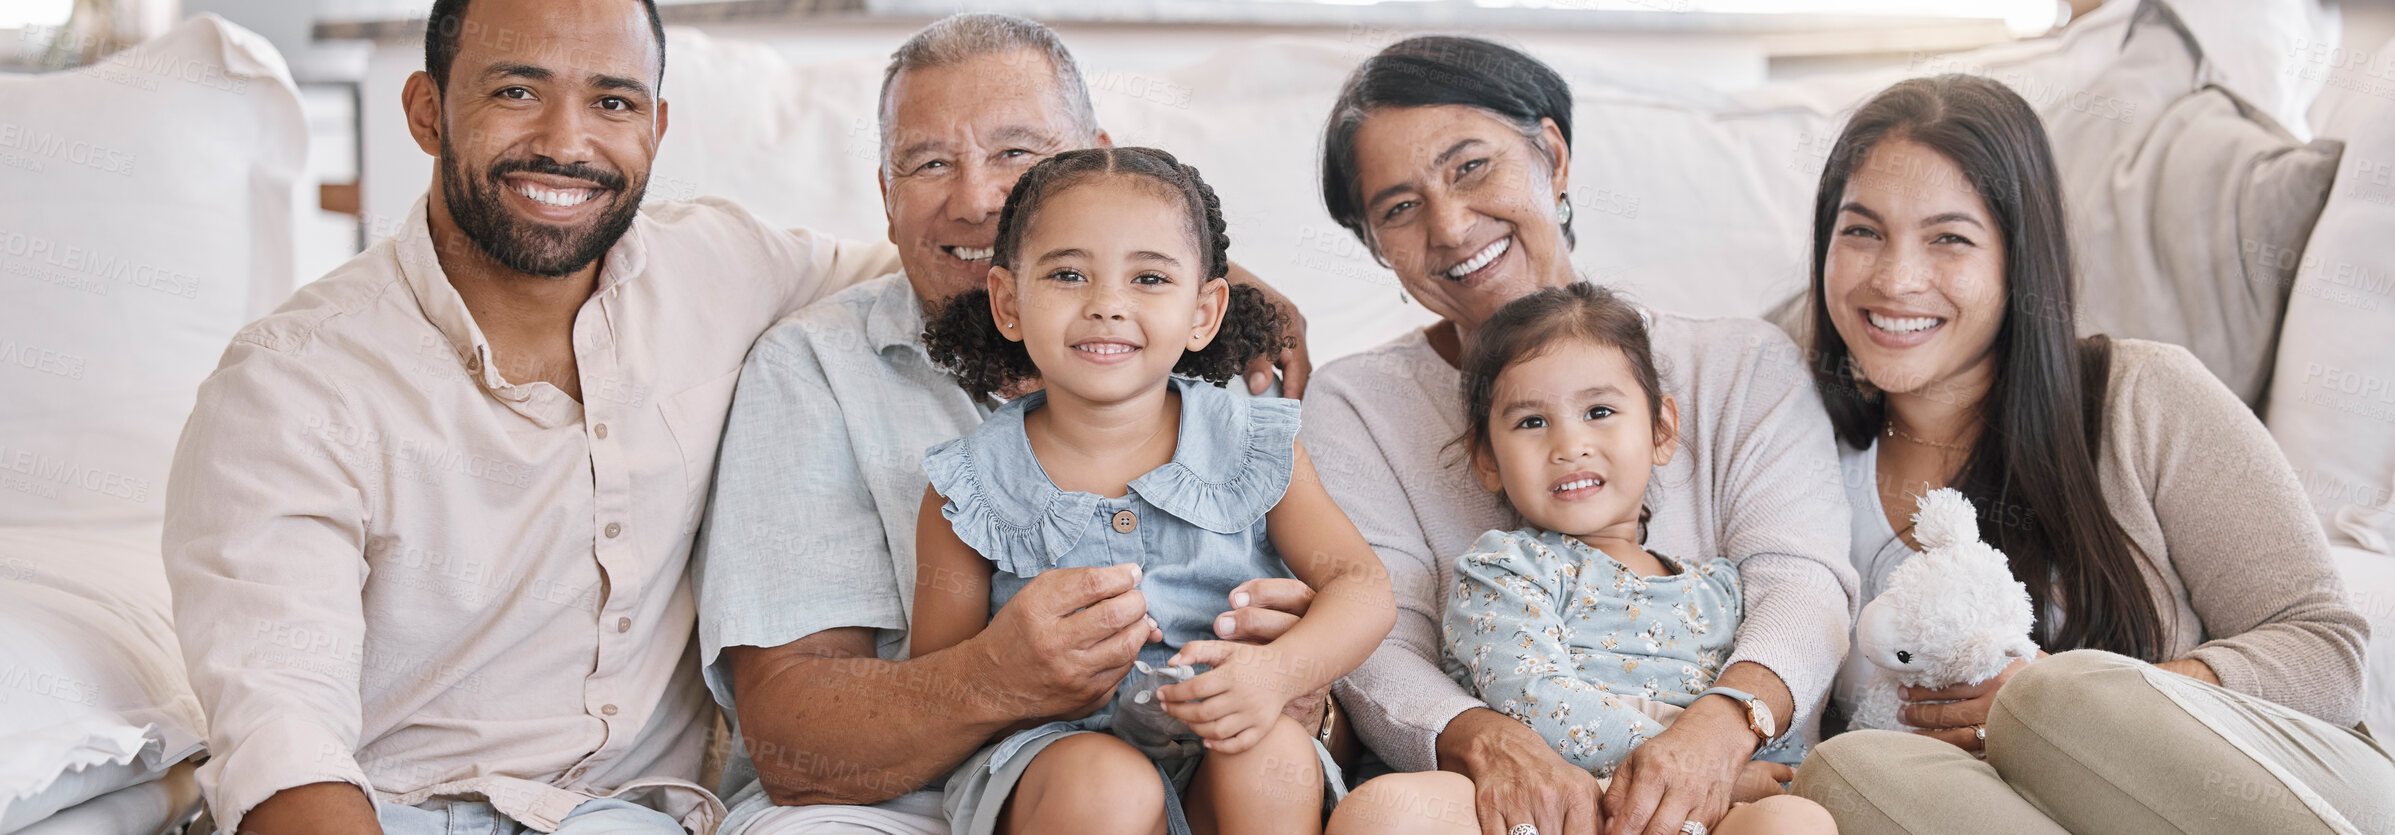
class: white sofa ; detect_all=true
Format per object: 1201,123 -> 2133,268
0,14 -> 304,834
1,2 -> 2388,831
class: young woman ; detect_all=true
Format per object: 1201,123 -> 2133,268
1790,74 -> 2386,834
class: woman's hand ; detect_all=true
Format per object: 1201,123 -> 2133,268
1901,650 -> 2048,753
2155,657 -> 2222,686
1210,578 -> 1330,726
1157,639 -> 1310,754
1440,708 -> 1604,835
1600,700 -> 1754,835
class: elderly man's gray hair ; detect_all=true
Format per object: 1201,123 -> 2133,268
877,13 -> 1100,173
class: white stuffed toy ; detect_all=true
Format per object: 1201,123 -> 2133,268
1850,488 -> 2041,732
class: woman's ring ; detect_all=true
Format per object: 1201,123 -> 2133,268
1974,724 -> 1987,742
1509,825 -> 1539,835
1680,822 -> 1710,835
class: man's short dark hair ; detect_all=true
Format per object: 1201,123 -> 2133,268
424,0 -> 667,95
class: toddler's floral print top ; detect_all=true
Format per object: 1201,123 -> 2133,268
1441,527 -> 1752,775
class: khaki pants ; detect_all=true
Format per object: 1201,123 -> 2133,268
1793,650 -> 2395,834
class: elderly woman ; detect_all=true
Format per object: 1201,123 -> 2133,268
1786,74 -> 2387,834
1306,36 -> 1857,835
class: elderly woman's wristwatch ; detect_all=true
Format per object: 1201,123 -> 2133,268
1316,696 -> 1339,745
1697,686 -> 1776,742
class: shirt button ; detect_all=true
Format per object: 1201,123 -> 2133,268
569,766 -> 587,779
1111,510 -> 1138,533
604,522 -> 621,539
465,354 -> 482,372
593,423 -> 608,440
601,704 -> 618,716
616,617 -> 631,633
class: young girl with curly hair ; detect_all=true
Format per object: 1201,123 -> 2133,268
910,146 -> 1395,835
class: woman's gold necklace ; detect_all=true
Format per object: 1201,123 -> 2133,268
1884,418 -> 1972,549
1884,419 -> 1974,452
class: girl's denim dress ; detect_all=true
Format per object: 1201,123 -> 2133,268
922,377 -> 1343,835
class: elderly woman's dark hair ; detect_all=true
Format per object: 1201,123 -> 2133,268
1320,36 -> 1577,254
1805,74 -> 2165,661
923,147 -> 1285,397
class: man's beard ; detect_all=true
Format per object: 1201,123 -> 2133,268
438,133 -> 644,278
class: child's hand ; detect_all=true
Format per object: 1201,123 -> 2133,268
1731,761 -> 1793,804
1154,639 -> 1315,754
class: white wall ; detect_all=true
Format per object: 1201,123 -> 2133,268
232,0 -> 2393,359
353,18 -> 1774,249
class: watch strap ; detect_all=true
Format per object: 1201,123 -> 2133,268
1697,686 -> 1774,741
1698,686 -> 1757,704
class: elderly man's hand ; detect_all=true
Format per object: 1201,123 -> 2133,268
1226,262 -> 1312,398
972,563 -> 1162,722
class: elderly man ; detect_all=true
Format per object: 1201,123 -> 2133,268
691,13 -> 1328,835
163,2 -> 1302,834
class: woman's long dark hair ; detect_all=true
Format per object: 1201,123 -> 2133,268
923,147 -> 1285,397
1806,75 -> 2166,661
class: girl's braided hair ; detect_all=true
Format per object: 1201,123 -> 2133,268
923,146 -> 1286,397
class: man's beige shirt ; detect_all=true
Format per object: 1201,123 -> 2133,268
163,194 -> 898,833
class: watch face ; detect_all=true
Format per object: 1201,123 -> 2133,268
1750,701 -> 1775,739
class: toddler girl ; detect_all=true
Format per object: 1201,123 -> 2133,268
910,146 -> 1395,835
1439,283 -> 1833,835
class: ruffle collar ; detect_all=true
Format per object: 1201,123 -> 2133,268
922,377 -> 1301,572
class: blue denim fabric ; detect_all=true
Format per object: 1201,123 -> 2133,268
376,797 -> 683,835
922,375 -> 1302,774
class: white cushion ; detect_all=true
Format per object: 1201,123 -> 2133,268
0,726 -> 167,834
0,525 -> 205,830
2265,35 -> 2395,554
2039,2 -> 2341,406
0,14 -> 296,827
0,14 -> 307,529
9,761 -> 197,835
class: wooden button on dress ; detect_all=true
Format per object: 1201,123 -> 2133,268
1111,509 -> 1138,533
